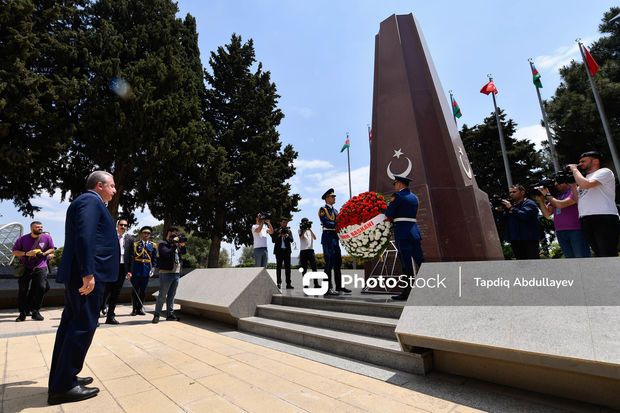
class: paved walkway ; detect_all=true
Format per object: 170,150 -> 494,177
0,304 -> 612,413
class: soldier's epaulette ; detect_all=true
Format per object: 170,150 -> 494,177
319,207 -> 326,218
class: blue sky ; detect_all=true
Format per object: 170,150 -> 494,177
1,0 -> 615,263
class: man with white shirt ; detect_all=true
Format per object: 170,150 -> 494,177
299,218 -> 320,290
568,151 -> 620,257
101,219 -> 133,324
252,213 -> 273,267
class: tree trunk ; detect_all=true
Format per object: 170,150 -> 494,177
207,207 -> 226,268
107,162 -> 129,219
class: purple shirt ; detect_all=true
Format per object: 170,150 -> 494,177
553,189 -> 581,231
12,233 -> 55,270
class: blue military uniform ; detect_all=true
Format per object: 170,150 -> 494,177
319,188 -> 351,294
130,230 -> 157,314
384,176 -> 424,300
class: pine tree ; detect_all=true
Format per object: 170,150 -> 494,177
199,34 -> 300,267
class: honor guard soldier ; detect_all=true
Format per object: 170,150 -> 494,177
385,175 -> 424,301
130,226 -> 157,315
319,188 -> 352,296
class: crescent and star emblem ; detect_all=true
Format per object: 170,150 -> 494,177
458,147 -> 473,179
386,148 -> 413,180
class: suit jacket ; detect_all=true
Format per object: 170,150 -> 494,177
385,188 -> 422,241
56,191 -> 119,283
120,234 -> 134,273
271,228 -> 294,255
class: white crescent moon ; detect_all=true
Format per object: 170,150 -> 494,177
387,157 -> 413,180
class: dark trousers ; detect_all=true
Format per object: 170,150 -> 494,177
48,276 -> 103,393
275,249 -> 292,286
510,240 -> 540,259
130,276 -> 149,311
17,267 -> 48,313
299,249 -> 320,288
322,239 -> 342,291
396,238 -> 424,297
102,264 -> 126,317
580,215 -> 620,257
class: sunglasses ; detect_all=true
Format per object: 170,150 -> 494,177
118,223 -> 128,227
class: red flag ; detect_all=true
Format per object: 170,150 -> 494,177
480,80 -> 498,95
583,45 -> 599,77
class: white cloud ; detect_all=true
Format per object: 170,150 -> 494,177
514,124 -> 549,149
310,166 -> 370,197
294,159 -> 333,172
534,36 -> 598,72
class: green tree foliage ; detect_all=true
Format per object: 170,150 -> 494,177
460,109 -> 548,198
0,0 -> 88,215
200,34 -> 300,267
545,7 -> 620,166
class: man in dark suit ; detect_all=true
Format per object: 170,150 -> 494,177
272,217 -> 294,289
384,175 -> 424,301
101,218 -> 133,325
48,171 -> 119,405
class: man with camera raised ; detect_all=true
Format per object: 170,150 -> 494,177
12,221 -> 55,321
499,184 -> 541,259
568,151 -> 620,257
252,213 -> 273,267
534,173 -> 590,258
298,218 -> 319,289
272,217 -> 294,289
153,227 -> 187,323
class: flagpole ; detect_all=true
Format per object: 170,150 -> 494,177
487,75 -> 513,188
577,41 -> 620,181
449,90 -> 457,126
528,59 -> 560,174
346,132 -> 352,200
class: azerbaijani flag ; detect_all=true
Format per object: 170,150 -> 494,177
452,97 -> 462,118
531,63 -> 543,88
340,135 -> 350,152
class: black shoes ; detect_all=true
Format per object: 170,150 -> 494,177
48,385 -> 99,405
391,293 -> 409,301
77,376 -> 93,386
15,313 -> 26,322
31,311 -> 44,321
105,317 -> 119,325
152,314 -> 160,324
101,306 -> 108,316
166,314 -> 180,321
324,289 -> 340,296
285,284 -> 294,289
130,310 -> 136,316
338,288 -> 352,295
136,309 -> 146,316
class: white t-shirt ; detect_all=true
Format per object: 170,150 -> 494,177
252,224 -> 269,248
299,230 -> 314,251
578,168 -> 619,217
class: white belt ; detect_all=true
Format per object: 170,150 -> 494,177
394,218 -> 417,222
322,228 -> 336,231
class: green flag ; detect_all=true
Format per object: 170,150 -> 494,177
340,135 -> 350,152
531,63 -> 543,88
452,96 -> 462,119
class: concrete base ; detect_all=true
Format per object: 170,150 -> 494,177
395,258 -> 620,408
175,267 -> 279,326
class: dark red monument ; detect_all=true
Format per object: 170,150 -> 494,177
369,14 -> 503,262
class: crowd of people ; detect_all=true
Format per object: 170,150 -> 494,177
496,151 -> 620,259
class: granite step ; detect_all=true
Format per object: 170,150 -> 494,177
238,316 -> 431,374
256,304 -> 398,340
271,294 -> 404,319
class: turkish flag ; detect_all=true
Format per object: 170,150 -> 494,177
480,80 -> 498,95
583,45 -> 599,77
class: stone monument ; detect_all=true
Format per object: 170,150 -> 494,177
369,14 -> 503,262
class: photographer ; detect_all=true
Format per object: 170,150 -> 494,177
272,217 -> 294,289
534,173 -> 590,258
153,227 -> 187,323
11,221 -> 55,322
568,151 -> 620,257
298,218 -> 320,289
252,213 -> 273,267
498,185 -> 541,259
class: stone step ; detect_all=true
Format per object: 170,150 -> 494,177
271,294 -> 404,319
238,316 -> 431,374
256,304 -> 398,340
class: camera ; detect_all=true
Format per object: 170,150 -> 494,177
275,226 -> 290,237
530,178 -> 555,197
299,218 -> 312,231
490,195 -> 508,209
258,212 -> 271,221
170,233 -> 187,245
555,171 -> 575,185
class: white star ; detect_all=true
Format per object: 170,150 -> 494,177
393,148 -> 404,159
